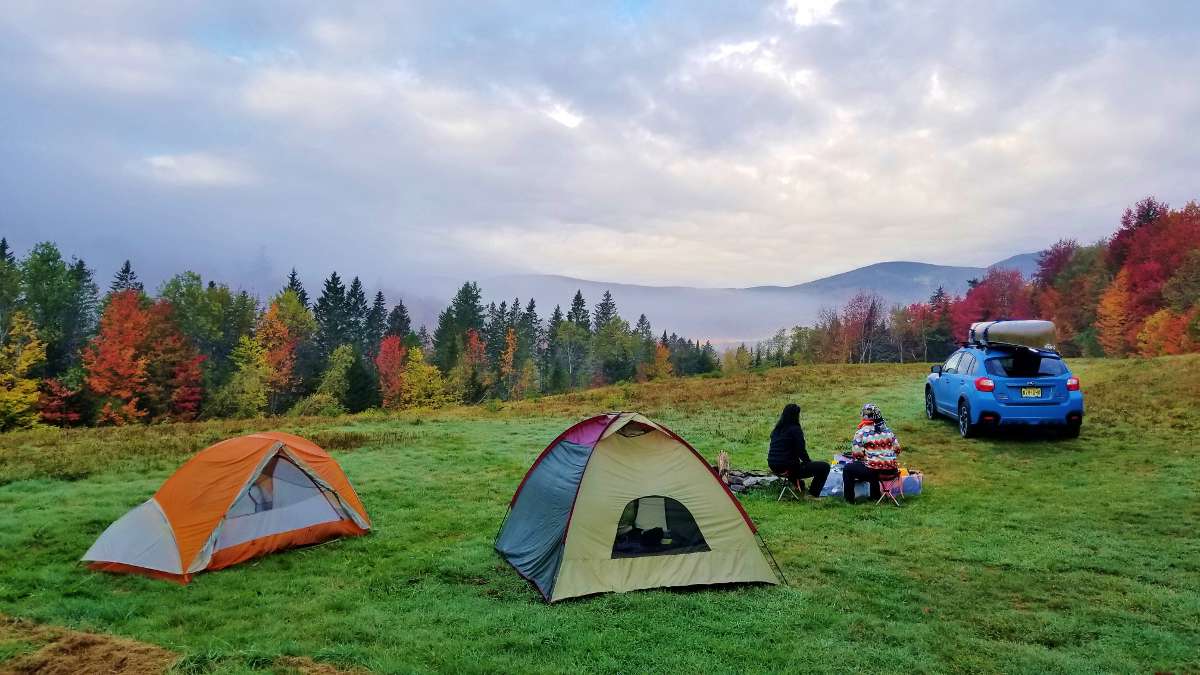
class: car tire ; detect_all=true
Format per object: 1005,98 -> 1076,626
1064,422 -> 1081,439
958,400 -> 975,438
925,387 -> 937,420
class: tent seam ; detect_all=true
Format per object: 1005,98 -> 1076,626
508,414 -> 610,507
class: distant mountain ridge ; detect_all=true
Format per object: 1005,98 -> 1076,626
473,253 -> 1039,345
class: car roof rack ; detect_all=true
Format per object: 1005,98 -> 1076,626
964,340 -> 1060,355
966,320 -> 1058,354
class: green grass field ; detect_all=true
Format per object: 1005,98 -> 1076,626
1,356 -> 1198,673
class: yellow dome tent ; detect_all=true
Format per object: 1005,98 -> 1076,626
496,412 -> 780,602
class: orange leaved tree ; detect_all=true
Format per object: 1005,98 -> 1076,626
82,289 -> 150,424
1096,269 -> 1134,357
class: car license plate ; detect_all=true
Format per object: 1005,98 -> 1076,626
1020,387 -> 1042,398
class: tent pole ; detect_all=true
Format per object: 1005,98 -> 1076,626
757,533 -> 789,587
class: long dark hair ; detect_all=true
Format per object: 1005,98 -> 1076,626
772,403 -> 801,437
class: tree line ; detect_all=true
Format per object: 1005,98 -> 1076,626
0,242 -> 719,430
735,197 -> 1200,370
4,196 -> 1194,429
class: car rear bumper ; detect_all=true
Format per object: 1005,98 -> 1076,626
977,403 -> 1083,426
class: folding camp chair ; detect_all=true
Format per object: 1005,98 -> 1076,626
772,470 -> 804,501
875,470 -> 902,506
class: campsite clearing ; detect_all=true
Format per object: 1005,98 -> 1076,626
1,356 -> 1198,673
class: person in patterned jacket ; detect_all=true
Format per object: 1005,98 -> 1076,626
841,403 -> 902,503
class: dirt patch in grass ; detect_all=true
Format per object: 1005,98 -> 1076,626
0,616 -> 177,675
0,618 -> 363,675
272,655 -> 366,674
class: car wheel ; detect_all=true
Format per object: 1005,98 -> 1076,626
958,400 -> 975,438
925,388 -> 937,420
1064,422 -> 1081,439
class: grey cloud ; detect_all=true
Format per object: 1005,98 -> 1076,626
2,0 -> 1198,298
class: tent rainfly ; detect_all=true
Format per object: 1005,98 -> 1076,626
83,431 -> 370,583
496,412 -> 780,602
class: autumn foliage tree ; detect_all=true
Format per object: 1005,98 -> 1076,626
448,328 -> 491,403
143,301 -> 205,421
1136,309 -> 1191,356
0,312 -> 46,431
81,290 -> 203,424
1096,269 -> 1135,357
842,291 -> 887,363
37,377 -> 83,426
82,290 -> 150,425
210,336 -> 272,418
647,343 -> 674,380
402,348 -> 452,408
375,335 -> 407,409
950,268 -> 1033,340
256,291 -> 314,412
499,327 -> 519,396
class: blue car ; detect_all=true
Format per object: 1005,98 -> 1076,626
925,344 -> 1084,438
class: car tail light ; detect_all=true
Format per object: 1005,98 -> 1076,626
1066,377 -> 1080,391
974,377 -> 995,392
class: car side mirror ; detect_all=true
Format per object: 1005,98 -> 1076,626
931,365 -> 942,374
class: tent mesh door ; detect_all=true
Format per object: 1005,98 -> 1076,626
611,496 -> 710,558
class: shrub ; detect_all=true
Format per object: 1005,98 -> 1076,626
288,393 -> 346,418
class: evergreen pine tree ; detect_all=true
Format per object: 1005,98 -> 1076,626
313,271 -> 350,359
386,299 -> 412,337
432,308 -> 459,374
344,351 -> 380,412
544,304 -> 564,392
452,282 -> 485,332
698,341 -> 718,373
284,268 -> 309,307
591,314 -> 636,384
62,258 -> 100,372
0,239 -> 21,336
483,300 -> 507,372
547,305 -> 563,339
110,260 -> 144,294
635,314 -> 653,341
346,277 -> 369,348
433,282 -> 485,373
19,242 -> 77,377
519,298 -> 541,364
417,325 -> 433,352
592,290 -> 618,331
507,297 -> 522,326
567,290 -> 589,331
926,286 -> 955,360
364,290 -> 387,356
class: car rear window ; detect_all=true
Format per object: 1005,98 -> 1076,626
985,354 -> 1067,378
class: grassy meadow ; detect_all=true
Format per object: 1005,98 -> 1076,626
1,356 -> 1198,673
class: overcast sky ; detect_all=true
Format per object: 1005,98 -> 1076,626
3,0 -> 1198,295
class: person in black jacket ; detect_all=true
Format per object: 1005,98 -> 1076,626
767,403 -> 830,497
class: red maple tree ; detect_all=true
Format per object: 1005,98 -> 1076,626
143,301 -> 206,421
375,335 -> 407,409
82,290 -> 150,425
82,290 -> 205,424
950,268 -> 1034,340
38,378 -> 84,426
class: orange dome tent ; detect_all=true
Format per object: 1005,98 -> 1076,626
83,432 -> 370,583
